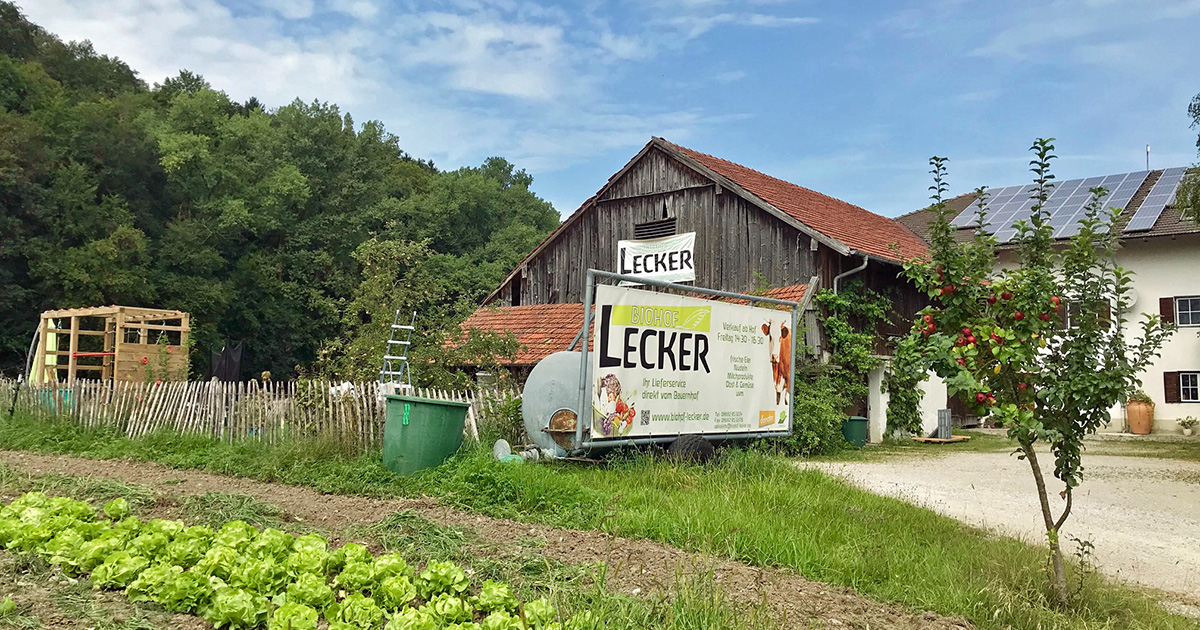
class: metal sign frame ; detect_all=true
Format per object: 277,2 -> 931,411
568,268 -> 800,453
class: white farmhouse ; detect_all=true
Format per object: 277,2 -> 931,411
897,167 -> 1199,434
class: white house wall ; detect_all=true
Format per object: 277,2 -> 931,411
1110,234 -> 1200,433
997,233 -> 1200,434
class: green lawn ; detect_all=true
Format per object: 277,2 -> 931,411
0,414 -> 1193,630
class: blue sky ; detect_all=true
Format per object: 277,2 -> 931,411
19,0 -> 1200,218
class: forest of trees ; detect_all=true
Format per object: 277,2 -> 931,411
0,2 -> 559,384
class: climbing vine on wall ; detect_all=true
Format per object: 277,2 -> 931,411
885,335 -> 928,436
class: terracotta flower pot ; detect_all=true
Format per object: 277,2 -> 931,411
1127,401 -> 1154,435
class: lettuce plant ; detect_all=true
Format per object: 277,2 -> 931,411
415,560 -> 468,599
103,498 -> 131,520
386,607 -> 439,630
481,611 -> 524,630
334,561 -> 376,592
326,542 -> 372,573
292,534 -> 327,554
376,575 -> 416,610
91,551 -> 151,589
159,570 -> 215,613
231,557 -> 288,597
524,598 -> 557,629
328,592 -> 384,629
214,521 -> 257,551
248,528 -> 293,560
285,573 -> 334,610
284,549 -> 327,578
203,586 -> 271,629
423,593 -> 473,624
126,563 -> 183,602
472,581 -> 517,613
268,602 -> 320,630
373,553 -> 413,580
196,545 -> 241,580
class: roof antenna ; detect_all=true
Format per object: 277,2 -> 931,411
1146,144 -> 1150,170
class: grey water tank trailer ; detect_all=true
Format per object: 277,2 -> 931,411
521,350 -> 585,458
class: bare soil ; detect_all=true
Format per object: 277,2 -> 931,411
0,450 -> 970,630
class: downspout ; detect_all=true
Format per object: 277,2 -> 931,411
833,254 -> 869,294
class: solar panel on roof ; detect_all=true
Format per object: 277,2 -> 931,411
1124,167 -> 1188,233
950,170 -> 1154,242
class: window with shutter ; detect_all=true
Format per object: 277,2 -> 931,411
1164,371 -> 1181,403
1175,297 -> 1200,326
1181,373 -> 1200,402
1160,297 -> 1176,324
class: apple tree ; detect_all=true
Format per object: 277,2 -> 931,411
900,139 -> 1174,604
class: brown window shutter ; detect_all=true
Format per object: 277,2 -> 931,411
1099,301 -> 1112,329
1160,297 -> 1176,324
1164,372 -> 1180,404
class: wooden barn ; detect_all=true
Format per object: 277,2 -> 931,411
463,137 -> 929,371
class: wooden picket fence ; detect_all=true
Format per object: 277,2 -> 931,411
0,378 -> 519,452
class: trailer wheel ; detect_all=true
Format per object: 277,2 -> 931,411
667,434 -> 715,463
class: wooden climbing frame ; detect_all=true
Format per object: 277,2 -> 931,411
32,305 -> 190,384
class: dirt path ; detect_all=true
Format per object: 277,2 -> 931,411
0,450 -> 970,630
806,448 -> 1200,601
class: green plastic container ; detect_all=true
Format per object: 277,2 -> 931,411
842,416 -> 869,448
382,394 -> 469,475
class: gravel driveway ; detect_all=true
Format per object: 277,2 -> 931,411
806,446 -> 1200,601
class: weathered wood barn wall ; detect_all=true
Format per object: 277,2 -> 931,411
486,146 -> 817,307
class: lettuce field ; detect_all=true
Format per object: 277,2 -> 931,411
0,491 -> 594,630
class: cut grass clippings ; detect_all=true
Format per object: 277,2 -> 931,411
0,414 -> 1193,630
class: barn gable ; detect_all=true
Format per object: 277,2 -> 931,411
487,140 -> 829,307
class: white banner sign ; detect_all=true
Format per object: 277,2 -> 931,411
616,232 -> 696,284
589,284 -> 793,439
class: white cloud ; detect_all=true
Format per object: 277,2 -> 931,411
389,11 -> 569,100
327,0 -> 380,20
258,0 -> 315,20
12,0 -> 824,201
669,12 -> 819,39
20,0 -> 373,107
971,1 -> 1200,61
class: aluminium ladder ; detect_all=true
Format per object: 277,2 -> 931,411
379,310 -> 416,395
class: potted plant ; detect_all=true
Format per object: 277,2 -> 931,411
1126,390 -> 1155,435
1179,416 -> 1198,437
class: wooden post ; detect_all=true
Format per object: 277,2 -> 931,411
67,316 -> 79,384
180,312 -> 190,379
37,315 -> 50,383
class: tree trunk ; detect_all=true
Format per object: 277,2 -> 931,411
1021,442 -> 1069,605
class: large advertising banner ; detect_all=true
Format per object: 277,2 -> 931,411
589,284 -> 794,439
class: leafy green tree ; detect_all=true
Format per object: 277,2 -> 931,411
0,3 -> 557,380
1179,92 -> 1200,222
900,139 -> 1174,604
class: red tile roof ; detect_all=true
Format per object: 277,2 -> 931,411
662,139 -> 928,262
459,303 -> 590,366
712,283 -> 808,308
